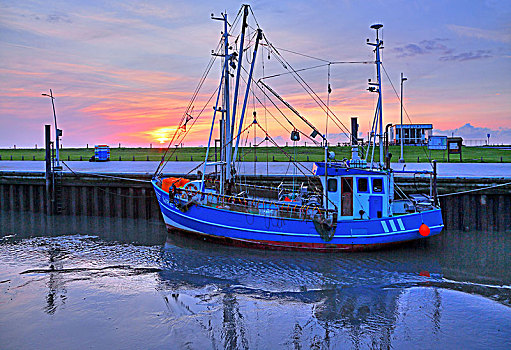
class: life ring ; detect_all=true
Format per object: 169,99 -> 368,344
186,183 -> 199,198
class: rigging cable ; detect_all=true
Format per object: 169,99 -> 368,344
237,63 -> 320,145
156,8 -> 245,176
263,36 -> 352,141
381,63 -> 433,166
438,181 -> 511,197
159,84 -> 220,174
253,122 -> 335,208
154,39 -> 223,176
259,63 -> 330,81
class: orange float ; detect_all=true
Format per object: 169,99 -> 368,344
419,223 -> 430,237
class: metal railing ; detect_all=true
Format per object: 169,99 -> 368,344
172,187 -> 334,221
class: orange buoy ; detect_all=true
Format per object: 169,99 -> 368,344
419,223 -> 430,237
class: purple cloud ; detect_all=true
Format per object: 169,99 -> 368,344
439,50 -> 492,61
394,39 -> 452,57
435,123 -> 511,144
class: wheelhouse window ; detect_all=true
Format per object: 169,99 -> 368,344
328,178 -> 338,192
372,178 -> 383,193
357,178 -> 368,192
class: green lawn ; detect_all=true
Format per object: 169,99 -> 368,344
0,145 -> 509,162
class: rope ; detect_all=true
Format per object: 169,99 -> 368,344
95,186 -> 151,198
270,46 -> 330,62
263,36 -> 352,139
260,63 -> 330,80
74,171 -> 151,183
61,160 -> 78,176
155,8 -> 244,176
438,181 -> 511,197
154,40 -> 222,175
61,160 -> 151,183
237,65 -> 320,145
157,85 -> 219,175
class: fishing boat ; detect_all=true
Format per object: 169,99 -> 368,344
152,5 -> 443,251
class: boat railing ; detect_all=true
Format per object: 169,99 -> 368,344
172,187 -> 334,221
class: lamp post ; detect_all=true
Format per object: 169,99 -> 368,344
42,89 -> 60,167
399,73 -> 407,163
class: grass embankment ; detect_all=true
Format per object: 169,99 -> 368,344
0,145 -> 509,163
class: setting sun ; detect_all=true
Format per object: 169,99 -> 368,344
147,127 -> 176,144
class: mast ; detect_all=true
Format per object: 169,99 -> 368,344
399,72 -> 407,163
200,63 -> 227,193
211,12 -> 232,192
232,29 -> 262,167
367,24 -> 384,168
229,5 -> 249,166
223,12 -> 232,181
351,117 -> 360,160
324,135 -> 328,212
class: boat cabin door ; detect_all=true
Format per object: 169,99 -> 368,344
341,177 -> 353,216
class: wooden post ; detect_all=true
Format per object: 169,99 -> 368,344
93,186 -> 99,216
140,188 -> 147,220
71,186 -> 77,216
81,186 -> 87,215
104,187 -> 111,217
432,160 -> 438,205
9,185 -> 14,211
29,185 -> 35,212
116,188 -> 123,218
39,185 -> 45,213
45,125 -> 52,215
0,185 -> 4,211
127,188 -> 134,218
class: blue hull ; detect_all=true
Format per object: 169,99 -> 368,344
153,181 -> 443,251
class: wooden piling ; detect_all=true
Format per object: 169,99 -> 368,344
0,172 -> 509,231
45,124 -> 51,215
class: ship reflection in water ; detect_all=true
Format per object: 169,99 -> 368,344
0,210 -> 510,349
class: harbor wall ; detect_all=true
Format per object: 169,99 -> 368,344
0,172 -> 509,232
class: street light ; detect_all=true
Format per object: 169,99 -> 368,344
42,89 -> 61,167
399,73 -> 407,163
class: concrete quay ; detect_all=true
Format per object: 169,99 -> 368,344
1,161 -> 510,178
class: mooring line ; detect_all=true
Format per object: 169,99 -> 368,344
60,161 -> 151,183
79,172 -> 152,183
438,181 -> 511,197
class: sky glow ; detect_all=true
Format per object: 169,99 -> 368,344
1,0 -> 510,147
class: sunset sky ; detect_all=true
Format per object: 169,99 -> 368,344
1,0 -> 510,148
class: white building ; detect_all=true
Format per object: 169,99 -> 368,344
390,124 -> 433,145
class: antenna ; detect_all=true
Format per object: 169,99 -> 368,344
367,23 -> 385,169
370,23 -> 383,40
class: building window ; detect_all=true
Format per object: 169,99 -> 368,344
357,178 -> 368,192
328,178 -> 337,192
372,178 -> 383,193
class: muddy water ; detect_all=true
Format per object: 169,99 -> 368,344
0,211 -> 510,349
